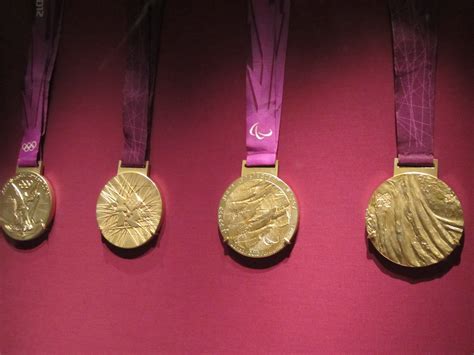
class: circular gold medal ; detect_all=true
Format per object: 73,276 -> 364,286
218,172 -> 298,258
96,172 -> 163,249
366,173 -> 464,267
0,172 -> 55,241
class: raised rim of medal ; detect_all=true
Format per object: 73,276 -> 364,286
218,172 -> 299,258
0,171 -> 54,241
96,172 -> 163,249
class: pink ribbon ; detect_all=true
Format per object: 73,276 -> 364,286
18,0 -> 63,167
246,0 -> 290,167
390,0 -> 438,167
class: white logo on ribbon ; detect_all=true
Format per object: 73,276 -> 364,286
22,141 -> 37,152
249,123 -> 272,140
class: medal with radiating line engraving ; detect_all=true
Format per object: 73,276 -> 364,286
96,1 -> 164,249
96,170 -> 162,249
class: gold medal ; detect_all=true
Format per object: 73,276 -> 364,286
96,161 -> 163,249
0,162 -> 55,241
218,161 -> 298,258
365,159 -> 464,267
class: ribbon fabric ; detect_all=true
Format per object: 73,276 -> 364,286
121,0 -> 162,167
18,0 -> 63,167
390,0 -> 438,167
246,0 -> 290,167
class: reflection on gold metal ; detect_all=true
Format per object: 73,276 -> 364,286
96,167 -> 162,249
366,172 -> 464,267
0,169 -> 54,241
218,170 -> 298,258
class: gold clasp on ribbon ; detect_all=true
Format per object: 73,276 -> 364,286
393,158 -> 438,177
241,160 -> 278,176
117,160 -> 149,176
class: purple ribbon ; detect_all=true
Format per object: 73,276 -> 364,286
390,0 -> 438,167
121,0 -> 162,168
246,0 -> 290,167
18,0 -> 63,167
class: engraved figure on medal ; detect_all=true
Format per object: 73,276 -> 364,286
366,173 -> 464,267
96,172 -> 162,249
219,173 -> 298,258
0,172 -> 54,241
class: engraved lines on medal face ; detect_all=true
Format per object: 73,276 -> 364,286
220,175 -> 294,256
97,173 -> 161,248
0,173 -> 51,239
391,1 -> 436,151
366,174 -> 463,267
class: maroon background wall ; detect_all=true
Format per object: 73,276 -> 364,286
0,1 -> 472,353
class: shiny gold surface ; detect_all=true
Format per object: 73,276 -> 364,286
366,173 -> 464,267
218,172 -> 298,258
0,171 -> 54,240
96,172 -> 162,249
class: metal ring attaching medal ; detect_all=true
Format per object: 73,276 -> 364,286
219,162 -> 298,258
366,160 -> 464,267
0,163 -> 55,241
97,162 -> 163,249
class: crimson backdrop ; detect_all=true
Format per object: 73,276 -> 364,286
0,1 -> 472,353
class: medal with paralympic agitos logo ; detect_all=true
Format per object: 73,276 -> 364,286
0,0 -> 63,242
365,0 -> 464,267
218,0 -> 298,258
96,0 -> 164,249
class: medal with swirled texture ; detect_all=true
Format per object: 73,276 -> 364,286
96,0 -> 164,249
0,0 -> 63,242
218,0 -> 298,258
365,0 -> 464,267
